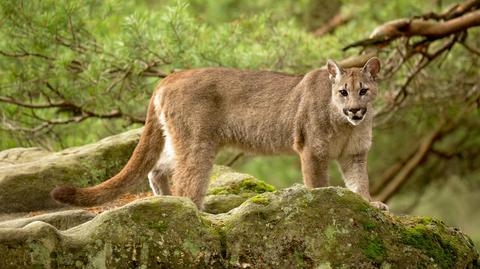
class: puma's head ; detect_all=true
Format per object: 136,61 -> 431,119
327,57 -> 381,126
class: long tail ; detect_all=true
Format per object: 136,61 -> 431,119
50,95 -> 164,206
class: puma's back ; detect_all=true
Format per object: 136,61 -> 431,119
157,67 -> 330,154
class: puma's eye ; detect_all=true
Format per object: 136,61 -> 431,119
340,89 -> 348,96
359,88 -> 368,96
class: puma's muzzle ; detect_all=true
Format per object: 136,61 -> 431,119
343,107 -> 367,125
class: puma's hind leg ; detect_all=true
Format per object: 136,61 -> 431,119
147,121 -> 176,196
171,140 -> 217,209
148,168 -> 172,195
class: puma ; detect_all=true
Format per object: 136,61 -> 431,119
51,57 -> 389,211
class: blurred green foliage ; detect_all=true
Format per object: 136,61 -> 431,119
0,0 -> 347,149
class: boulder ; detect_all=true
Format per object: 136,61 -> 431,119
0,197 -> 223,269
0,128 -> 270,215
204,166 -> 276,214
0,128 -> 257,215
0,210 -> 95,230
0,165 -> 271,225
220,186 -> 479,268
0,185 -> 478,268
0,128 -> 142,213
0,147 -> 50,168
0,129 -> 478,268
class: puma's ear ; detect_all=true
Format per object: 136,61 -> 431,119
362,57 -> 381,80
327,59 -> 344,83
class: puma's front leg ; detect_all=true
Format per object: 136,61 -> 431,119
338,152 -> 389,211
299,148 -> 329,188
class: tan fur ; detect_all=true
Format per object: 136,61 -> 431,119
50,97 -> 165,206
51,57 -> 388,210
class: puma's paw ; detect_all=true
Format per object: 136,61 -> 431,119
370,201 -> 389,211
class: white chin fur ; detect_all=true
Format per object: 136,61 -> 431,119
347,117 -> 364,126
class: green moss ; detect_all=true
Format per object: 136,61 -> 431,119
244,179 -> 276,193
209,188 -> 229,195
362,221 -> 376,231
208,178 -> 276,196
323,225 -> 338,251
74,141 -> 135,187
182,240 -> 200,257
203,194 -> 248,214
400,224 -> 457,268
417,216 -> 433,224
209,165 -> 235,181
229,255 -> 239,266
250,195 -> 270,205
131,212 -> 142,222
416,216 -> 444,226
331,189 -> 371,213
1,183 -> 478,268
294,250 -> 305,268
361,236 -> 386,262
149,221 -> 168,233
324,226 -> 336,240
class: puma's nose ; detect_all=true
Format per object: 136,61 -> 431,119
349,108 -> 361,114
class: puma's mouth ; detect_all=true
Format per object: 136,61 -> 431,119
347,115 -> 364,126
342,108 -> 367,126
352,115 -> 363,120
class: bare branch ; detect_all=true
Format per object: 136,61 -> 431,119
226,152 -> 245,167
0,50 -> 54,60
343,9 -> 480,51
373,91 -> 480,202
460,40 -> 480,55
319,51 -> 378,70
0,96 -> 73,109
313,14 -> 352,37
374,123 -> 446,202
0,95 -> 145,127
370,150 -> 416,196
374,33 -> 462,121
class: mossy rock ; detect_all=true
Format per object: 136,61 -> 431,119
1,186 -> 477,268
218,186 -> 479,268
0,210 -> 95,230
0,128 -> 142,213
0,196 -> 223,269
0,129 -> 270,215
0,130 -> 478,268
204,166 -> 276,214
0,147 -> 50,168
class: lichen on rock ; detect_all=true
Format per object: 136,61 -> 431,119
0,128 -> 142,213
0,209 -> 95,230
216,186 -> 479,268
203,166 -> 276,214
0,129 -> 478,268
0,197 -> 224,269
1,185 -> 477,268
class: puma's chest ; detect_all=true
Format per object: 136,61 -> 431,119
328,129 -> 372,159
328,133 -> 349,159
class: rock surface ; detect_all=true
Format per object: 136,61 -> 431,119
0,210 -> 95,230
0,128 -> 142,213
0,186 -> 478,268
204,166 -> 276,214
0,129 -> 478,268
0,128 -> 251,215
